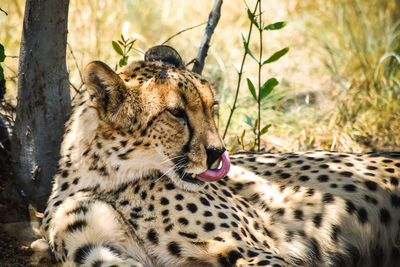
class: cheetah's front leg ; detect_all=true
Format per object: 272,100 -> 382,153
43,197 -> 150,266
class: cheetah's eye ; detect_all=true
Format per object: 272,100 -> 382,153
167,108 -> 187,120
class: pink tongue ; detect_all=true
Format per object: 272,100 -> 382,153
197,151 -> 230,182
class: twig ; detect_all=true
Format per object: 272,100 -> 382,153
192,0 -> 223,74
0,8 -> 8,16
185,58 -> 198,67
222,1 -> 259,139
5,65 -> 18,77
132,47 -> 145,55
67,43 -> 84,88
161,22 -> 207,45
69,82 -> 80,94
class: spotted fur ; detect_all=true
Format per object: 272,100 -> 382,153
41,49 -> 400,267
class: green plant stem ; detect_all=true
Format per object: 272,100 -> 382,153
257,0 -> 262,152
222,1 -> 259,140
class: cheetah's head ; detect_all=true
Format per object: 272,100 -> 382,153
82,45 -> 229,191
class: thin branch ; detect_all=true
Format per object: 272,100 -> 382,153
0,8 -> 8,16
5,64 -> 18,77
192,0 -> 223,74
67,42 -> 84,88
161,22 -> 207,45
69,81 -> 80,94
132,47 -> 145,55
185,58 -> 197,67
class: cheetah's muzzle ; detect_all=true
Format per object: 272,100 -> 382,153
179,152 -> 230,184
197,151 -> 231,182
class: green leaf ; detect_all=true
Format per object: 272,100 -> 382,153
260,78 -> 279,99
264,21 -> 288,30
245,114 -> 253,127
253,118 -> 258,131
247,47 -> 258,62
112,41 -> 124,56
0,44 -> 5,62
121,34 -> 126,42
260,124 -> 272,135
0,65 -> 4,80
126,41 -> 136,53
246,78 -> 257,101
241,34 -> 258,62
262,47 -> 289,64
241,33 -> 247,49
241,129 -> 246,139
236,136 -> 241,145
247,9 -> 259,28
119,56 -> 128,67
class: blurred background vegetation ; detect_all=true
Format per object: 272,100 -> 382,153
1,0 -> 399,152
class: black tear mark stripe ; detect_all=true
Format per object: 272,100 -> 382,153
181,110 -> 193,154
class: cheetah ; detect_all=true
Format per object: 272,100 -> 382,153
40,45 -> 400,267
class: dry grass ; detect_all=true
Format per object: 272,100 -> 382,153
1,0 -> 399,152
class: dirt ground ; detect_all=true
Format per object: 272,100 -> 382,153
0,227 -> 34,267
0,170 -> 54,266
0,225 -> 55,267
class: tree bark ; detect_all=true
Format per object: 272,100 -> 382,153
12,0 -> 71,212
192,0 -> 223,74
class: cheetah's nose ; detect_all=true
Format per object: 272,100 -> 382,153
206,146 -> 226,169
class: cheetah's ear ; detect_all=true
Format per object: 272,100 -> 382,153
83,61 -> 125,113
144,45 -> 185,69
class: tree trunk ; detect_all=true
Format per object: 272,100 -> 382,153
12,0 -> 71,212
